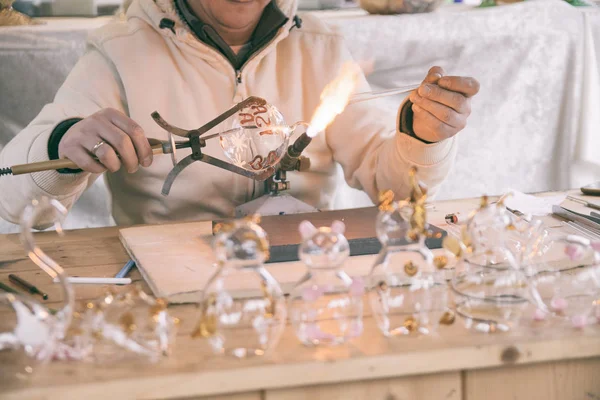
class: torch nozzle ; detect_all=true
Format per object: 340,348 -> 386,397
278,132 -> 313,172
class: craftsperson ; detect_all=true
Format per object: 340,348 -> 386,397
0,0 -> 479,227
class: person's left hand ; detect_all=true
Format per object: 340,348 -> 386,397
408,66 -> 480,143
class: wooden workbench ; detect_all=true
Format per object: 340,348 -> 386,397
1,194 -> 599,400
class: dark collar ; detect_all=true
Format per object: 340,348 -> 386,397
173,0 -> 289,70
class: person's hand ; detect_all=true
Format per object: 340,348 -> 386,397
408,66 -> 480,143
58,108 -> 153,174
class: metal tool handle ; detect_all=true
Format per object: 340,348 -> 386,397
9,144 -> 166,175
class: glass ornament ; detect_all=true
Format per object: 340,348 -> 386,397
192,217 -> 286,358
527,235 -> 600,329
289,220 -> 364,346
368,201 -> 451,337
368,168 -> 453,337
220,102 -> 306,173
0,198 -> 91,378
444,197 -> 533,333
82,286 -> 178,362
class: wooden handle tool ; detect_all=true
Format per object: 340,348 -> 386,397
2,142 -> 169,176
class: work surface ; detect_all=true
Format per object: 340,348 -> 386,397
1,0 -> 600,234
1,194 -> 600,400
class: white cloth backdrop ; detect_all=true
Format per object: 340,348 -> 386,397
0,0 -> 599,233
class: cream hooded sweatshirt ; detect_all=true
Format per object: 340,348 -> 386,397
0,0 -> 456,227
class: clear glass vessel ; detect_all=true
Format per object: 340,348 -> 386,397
527,235 -> 600,329
82,286 -> 178,362
193,217 -> 286,358
368,201 -> 450,337
221,103 -> 305,173
0,197 -> 89,378
289,220 -> 364,346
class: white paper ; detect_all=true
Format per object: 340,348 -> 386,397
503,190 -> 567,216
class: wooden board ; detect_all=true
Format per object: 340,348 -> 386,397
216,207 -> 446,263
119,208 -> 447,303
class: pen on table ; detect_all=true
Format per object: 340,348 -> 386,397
115,260 -> 136,279
1,281 -> 58,314
8,274 -> 48,300
0,281 -> 18,295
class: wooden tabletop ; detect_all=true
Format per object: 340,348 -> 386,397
1,193 -> 600,399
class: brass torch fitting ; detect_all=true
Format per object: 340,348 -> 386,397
278,132 -> 313,171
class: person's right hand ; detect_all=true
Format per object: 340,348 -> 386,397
58,108 -> 153,174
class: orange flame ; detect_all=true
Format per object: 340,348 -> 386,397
306,62 -> 362,138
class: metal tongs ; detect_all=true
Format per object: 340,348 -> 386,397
151,96 -> 276,195
0,97 -> 276,196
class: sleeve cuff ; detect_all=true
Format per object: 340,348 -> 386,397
48,118 -> 83,174
28,128 -> 91,197
398,99 -> 434,145
396,99 -> 455,165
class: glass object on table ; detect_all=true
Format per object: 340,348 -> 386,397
368,200 -> 451,337
0,197 -> 90,378
0,0 -> 42,25
443,196 -> 532,333
289,221 -> 364,346
192,217 -> 286,358
451,259 -> 529,333
81,285 -> 178,362
368,168 -> 453,337
527,235 -> 600,329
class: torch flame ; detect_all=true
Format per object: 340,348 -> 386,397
306,62 -> 362,138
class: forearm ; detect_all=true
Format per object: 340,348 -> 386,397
0,115 -> 95,227
0,49 -> 123,227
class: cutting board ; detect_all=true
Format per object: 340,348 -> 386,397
119,207 -> 446,303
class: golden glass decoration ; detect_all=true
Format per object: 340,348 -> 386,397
192,217 -> 286,358
82,286 -> 178,362
368,168 -> 451,337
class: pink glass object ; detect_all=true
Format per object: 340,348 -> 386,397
528,235 -> 600,328
550,297 -> 569,312
350,277 -> 365,298
533,308 -> 547,321
289,220 -> 363,346
571,315 -> 588,329
565,243 -> 585,261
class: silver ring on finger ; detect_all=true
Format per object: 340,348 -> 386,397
91,140 -> 106,156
